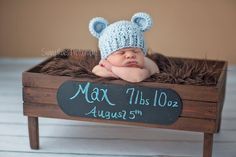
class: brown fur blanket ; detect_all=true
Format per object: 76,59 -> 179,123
39,49 -> 223,86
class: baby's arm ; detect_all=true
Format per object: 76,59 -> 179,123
99,59 -> 150,82
92,65 -> 119,78
144,57 -> 160,75
111,57 -> 160,82
111,66 -> 150,82
98,58 -> 159,82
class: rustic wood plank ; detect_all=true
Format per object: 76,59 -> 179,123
0,135 -> 204,156
0,152 -> 117,157
1,122 -> 236,142
0,122 -> 203,141
216,62 -> 228,90
0,152 -> 148,157
1,108 -> 236,131
216,62 -> 227,132
22,72 -> 219,102
23,102 -> 216,133
23,87 -> 217,119
1,135 -> 236,157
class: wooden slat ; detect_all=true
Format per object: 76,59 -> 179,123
23,102 -> 216,133
215,62 -> 228,132
182,101 -> 217,119
23,87 -> 217,119
22,72 -> 219,102
216,62 -> 228,90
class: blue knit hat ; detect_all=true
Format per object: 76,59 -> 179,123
89,12 -> 153,59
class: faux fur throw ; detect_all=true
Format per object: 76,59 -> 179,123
39,49 -> 223,86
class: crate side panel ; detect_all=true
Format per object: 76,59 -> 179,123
23,87 -> 217,119
23,102 -> 216,133
23,72 -> 219,102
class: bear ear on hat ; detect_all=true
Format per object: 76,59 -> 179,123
131,12 -> 152,32
89,17 -> 109,38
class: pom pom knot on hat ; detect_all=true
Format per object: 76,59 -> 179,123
89,12 -> 153,59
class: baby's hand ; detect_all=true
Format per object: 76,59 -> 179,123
99,59 -> 113,71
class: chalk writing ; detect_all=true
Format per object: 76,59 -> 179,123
57,81 -> 183,125
126,88 -> 150,105
85,106 -> 142,120
125,88 -> 178,108
153,91 -> 179,108
70,82 -> 115,106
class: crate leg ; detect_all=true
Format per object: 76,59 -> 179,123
203,133 -> 213,157
216,115 -> 222,133
28,116 -> 39,149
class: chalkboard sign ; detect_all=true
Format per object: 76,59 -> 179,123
57,81 -> 182,125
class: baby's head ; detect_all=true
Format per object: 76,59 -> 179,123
89,12 -> 153,62
106,47 -> 145,68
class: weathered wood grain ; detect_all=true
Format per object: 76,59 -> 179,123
28,117 -> 39,149
0,58 -> 234,157
203,133 -> 214,157
23,87 -> 218,119
21,57 -> 227,157
22,72 -> 219,102
216,62 -> 227,132
23,102 -> 216,133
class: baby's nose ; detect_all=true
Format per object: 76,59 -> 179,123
125,51 -> 136,59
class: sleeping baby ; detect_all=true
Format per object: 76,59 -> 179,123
89,12 -> 159,82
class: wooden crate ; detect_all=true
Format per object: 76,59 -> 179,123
22,56 -> 227,157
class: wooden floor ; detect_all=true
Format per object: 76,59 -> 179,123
0,58 -> 236,157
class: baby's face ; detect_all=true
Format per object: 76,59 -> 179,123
106,48 -> 145,68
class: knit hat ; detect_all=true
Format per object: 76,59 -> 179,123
89,12 -> 153,59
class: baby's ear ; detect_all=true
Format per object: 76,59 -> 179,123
131,12 -> 152,32
89,17 -> 109,38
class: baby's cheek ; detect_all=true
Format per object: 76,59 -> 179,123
108,58 -> 123,66
139,58 -> 145,67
